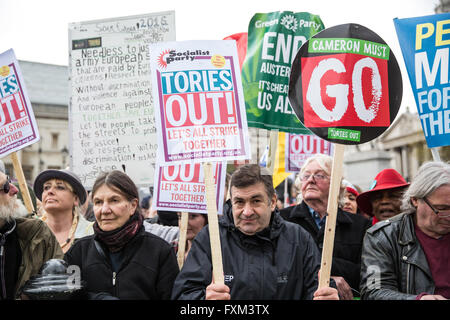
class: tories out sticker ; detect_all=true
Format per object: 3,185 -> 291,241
289,24 -> 402,144
153,161 -> 226,214
150,40 -> 251,165
285,133 -> 334,172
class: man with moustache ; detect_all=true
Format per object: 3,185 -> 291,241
356,168 -> 409,225
172,164 -> 339,300
0,170 -> 63,299
280,154 -> 371,300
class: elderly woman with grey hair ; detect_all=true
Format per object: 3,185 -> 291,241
64,170 -> 179,299
360,161 -> 450,300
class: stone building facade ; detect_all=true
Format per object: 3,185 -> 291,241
343,109 -> 449,191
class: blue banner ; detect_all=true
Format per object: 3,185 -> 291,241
394,13 -> 450,148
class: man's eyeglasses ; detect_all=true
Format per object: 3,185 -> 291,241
299,173 -> 329,182
1,176 -> 11,194
422,197 -> 450,218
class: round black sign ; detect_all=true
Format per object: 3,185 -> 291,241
288,23 -> 402,145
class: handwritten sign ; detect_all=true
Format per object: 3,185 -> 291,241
0,49 -> 40,157
285,133 -> 333,172
150,40 -> 251,165
68,11 -> 175,188
153,162 -> 226,214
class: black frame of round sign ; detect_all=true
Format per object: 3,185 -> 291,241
288,23 -> 402,145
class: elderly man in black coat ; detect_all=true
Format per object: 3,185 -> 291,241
280,154 -> 371,300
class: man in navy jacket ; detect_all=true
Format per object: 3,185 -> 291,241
171,164 -> 338,300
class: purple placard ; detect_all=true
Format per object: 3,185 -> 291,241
0,49 -> 40,157
150,40 -> 251,166
153,162 -> 226,214
285,133 -> 334,173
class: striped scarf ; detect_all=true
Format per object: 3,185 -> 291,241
93,211 -> 143,253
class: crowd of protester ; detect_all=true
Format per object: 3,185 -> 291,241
0,157 -> 448,300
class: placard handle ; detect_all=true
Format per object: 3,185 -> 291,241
203,162 -> 224,284
318,144 -> 345,288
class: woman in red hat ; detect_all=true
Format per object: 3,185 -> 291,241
356,169 -> 409,225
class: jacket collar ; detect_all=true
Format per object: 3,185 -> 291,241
0,219 -> 16,245
14,218 -> 41,243
291,201 -> 354,225
220,202 -> 283,241
397,213 -> 417,246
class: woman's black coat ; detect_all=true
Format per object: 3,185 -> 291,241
65,227 -> 179,300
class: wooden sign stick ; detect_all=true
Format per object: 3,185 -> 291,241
430,148 -> 441,162
266,129 -> 279,174
177,211 -> 189,270
284,177 -> 289,208
318,144 -> 345,288
203,162 -> 224,284
10,152 -> 35,213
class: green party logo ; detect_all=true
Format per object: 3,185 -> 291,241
280,15 -> 298,32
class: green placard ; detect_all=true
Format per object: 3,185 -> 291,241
242,11 -> 324,134
308,38 -> 390,60
328,128 -> 361,142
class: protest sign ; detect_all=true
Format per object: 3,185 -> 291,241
285,133 -> 334,173
150,40 -> 251,165
289,24 -> 403,145
0,49 -> 40,212
153,161 -> 226,214
242,11 -> 324,133
0,49 -> 40,157
223,32 -> 248,70
68,11 -> 175,188
394,13 -> 450,151
150,40 -> 250,285
288,23 -> 402,289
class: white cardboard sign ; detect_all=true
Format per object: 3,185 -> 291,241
150,40 -> 251,165
68,11 -> 175,188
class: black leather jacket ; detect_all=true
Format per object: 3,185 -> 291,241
360,212 -> 435,300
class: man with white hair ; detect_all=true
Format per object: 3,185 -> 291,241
280,154 -> 371,300
360,161 -> 450,300
0,170 -> 63,299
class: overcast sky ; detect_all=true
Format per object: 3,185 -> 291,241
0,0 -> 440,113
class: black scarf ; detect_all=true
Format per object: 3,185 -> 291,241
93,211 -> 143,253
